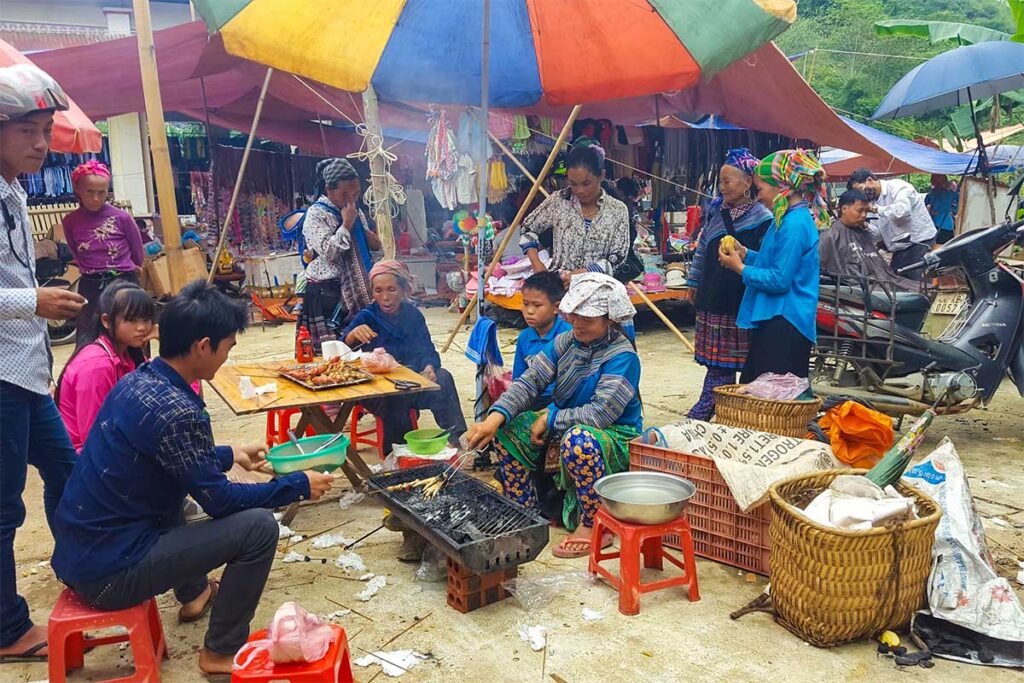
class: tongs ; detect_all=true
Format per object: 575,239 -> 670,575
386,376 -> 421,390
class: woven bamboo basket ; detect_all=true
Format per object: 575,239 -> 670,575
767,469 -> 941,647
713,384 -> 822,438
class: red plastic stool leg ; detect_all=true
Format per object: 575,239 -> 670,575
374,414 -> 386,460
679,521 -> 701,602
617,527 -> 642,616
121,618 -> 161,683
641,535 -> 664,570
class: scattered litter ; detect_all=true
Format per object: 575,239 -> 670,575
335,552 -> 367,573
369,463 -> 384,474
518,624 -> 547,651
274,512 -> 283,521
290,536 -> 304,544
358,573 -> 375,581
321,609 -> 351,622
278,523 -> 295,539
282,551 -> 326,564
414,544 -> 447,583
504,571 -> 596,610
353,649 -> 428,677
35,560 -> 48,566
357,575 -> 386,601
991,437 -> 1019,443
313,533 -> 356,550
582,608 -> 604,622
337,491 -> 365,510
989,517 -> 1012,528
1017,562 -> 1024,587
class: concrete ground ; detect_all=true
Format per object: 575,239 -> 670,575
9,305 -> 1024,682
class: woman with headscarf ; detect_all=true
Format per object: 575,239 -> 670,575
465,273 -> 643,559
296,158 -> 382,353
519,139 -> 632,286
61,160 -> 145,344
718,150 -> 824,382
341,260 -> 466,452
685,149 -> 774,420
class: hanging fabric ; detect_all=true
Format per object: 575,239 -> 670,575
426,109 -> 459,210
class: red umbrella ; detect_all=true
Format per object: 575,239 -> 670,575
0,38 -> 102,153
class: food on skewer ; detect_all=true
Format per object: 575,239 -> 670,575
281,357 -> 372,387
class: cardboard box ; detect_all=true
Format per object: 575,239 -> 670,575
143,248 -> 208,298
245,253 -> 303,289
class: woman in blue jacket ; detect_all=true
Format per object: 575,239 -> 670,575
718,150 -> 826,383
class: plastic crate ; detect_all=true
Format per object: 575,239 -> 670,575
629,439 -> 772,576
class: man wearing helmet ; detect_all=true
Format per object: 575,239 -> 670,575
0,64 -> 86,662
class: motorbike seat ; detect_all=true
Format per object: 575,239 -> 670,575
866,291 -> 931,315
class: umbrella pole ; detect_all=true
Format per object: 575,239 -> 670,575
628,283 -> 695,354
361,83 -> 396,260
966,86 -> 991,177
132,0 -> 185,293
441,104 -> 583,353
474,0 -> 492,323
206,67 -> 273,284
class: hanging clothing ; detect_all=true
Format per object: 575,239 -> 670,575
519,190 -> 631,276
490,329 -> 642,529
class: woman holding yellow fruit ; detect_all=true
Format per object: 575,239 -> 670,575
685,148 -> 773,420
718,150 -> 824,383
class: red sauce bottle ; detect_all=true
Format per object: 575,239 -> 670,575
296,326 -> 314,363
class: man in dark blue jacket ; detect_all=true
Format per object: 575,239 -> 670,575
52,281 -> 335,676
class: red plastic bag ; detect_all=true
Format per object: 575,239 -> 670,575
361,347 -> 399,374
233,602 -> 334,670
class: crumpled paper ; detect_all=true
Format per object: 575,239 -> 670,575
334,551 -> 367,573
322,609 -> 351,622
282,551 -> 307,563
518,624 -> 547,651
353,650 -> 428,677
357,575 -> 386,601
278,523 -> 295,539
582,608 -> 604,622
337,491 -> 365,510
313,533 -> 356,550
239,376 -> 277,400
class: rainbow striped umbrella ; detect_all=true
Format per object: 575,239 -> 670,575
192,0 -> 796,107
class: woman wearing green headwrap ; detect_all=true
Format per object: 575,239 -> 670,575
718,150 -> 823,383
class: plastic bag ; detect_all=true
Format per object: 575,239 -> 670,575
362,348 -> 399,374
818,401 -> 894,468
414,544 -> 447,583
503,571 -> 596,610
233,602 -> 334,670
485,366 -> 512,401
740,372 -> 809,401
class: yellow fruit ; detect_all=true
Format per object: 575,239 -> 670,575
879,631 -> 900,648
720,235 -> 738,254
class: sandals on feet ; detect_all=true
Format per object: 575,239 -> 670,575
179,579 -> 219,624
0,640 -> 47,664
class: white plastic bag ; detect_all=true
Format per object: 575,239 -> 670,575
233,602 -> 335,670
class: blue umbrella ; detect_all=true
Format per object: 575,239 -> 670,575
872,41 -> 1024,120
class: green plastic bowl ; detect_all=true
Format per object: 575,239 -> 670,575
267,434 -> 349,474
404,428 -> 448,456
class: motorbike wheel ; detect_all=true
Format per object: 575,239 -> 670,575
48,319 -> 76,346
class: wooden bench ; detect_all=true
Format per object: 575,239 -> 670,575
28,200 -> 134,242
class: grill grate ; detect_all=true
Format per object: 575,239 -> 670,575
369,464 -> 549,573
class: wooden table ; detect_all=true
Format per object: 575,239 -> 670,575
485,288 -> 691,312
208,361 -> 438,490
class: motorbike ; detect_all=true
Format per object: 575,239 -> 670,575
812,217 -> 1024,416
34,240 -> 77,346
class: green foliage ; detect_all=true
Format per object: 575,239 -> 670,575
776,0 -> 1018,139
874,19 -> 1009,44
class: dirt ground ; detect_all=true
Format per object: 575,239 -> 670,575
9,305 -> 1024,682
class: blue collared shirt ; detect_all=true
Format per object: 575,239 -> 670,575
513,317 -> 573,404
52,358 -> 310,585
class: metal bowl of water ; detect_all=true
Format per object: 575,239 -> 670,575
594,472 -> 696,525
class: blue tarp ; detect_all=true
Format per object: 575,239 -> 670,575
826,116 -> 1020,175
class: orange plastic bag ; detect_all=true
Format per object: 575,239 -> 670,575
818,401 -> 894,469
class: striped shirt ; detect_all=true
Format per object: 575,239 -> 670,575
0,175 -> 51,395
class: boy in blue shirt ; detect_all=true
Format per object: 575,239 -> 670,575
514,272 -> 572,408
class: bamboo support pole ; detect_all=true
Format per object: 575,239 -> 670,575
629,282 -> 695,353
440,104 -> 582,353
132,0 -> 185,292
361,84 -> 396,260
206,67 -> 273,284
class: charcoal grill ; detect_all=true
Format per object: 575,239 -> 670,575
369,463 -> 549,574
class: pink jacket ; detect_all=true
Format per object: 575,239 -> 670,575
58,336 -> 136,452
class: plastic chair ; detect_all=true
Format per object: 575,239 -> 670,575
48,589 -> 167,683
349,404 -> 418,459
266,408 -> 316,446
588,507 -> 700,615
230,625 -> 352,682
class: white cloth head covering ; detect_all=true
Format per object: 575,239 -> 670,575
560,273 -> 636,323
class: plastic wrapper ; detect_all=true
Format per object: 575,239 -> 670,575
740,372 -> 810,401
414,544 -> 447,583
362,348 -> 399,374
503,571 -> 596,610
233,602 -> 334,670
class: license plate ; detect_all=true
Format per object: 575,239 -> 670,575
931,291 -> 968,315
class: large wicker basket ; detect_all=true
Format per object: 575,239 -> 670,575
768,469 -> 940,647
713,384 -> 821,438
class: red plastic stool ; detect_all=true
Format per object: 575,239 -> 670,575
48,589 -> 167,683
231,625 -> 352,682
266,408 -> 315,446
588,507 -> 700,615
349,404 -> 418,459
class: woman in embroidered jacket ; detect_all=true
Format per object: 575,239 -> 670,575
518,139 -> 632,286
466,274 -> 642,559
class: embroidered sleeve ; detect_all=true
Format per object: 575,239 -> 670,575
547,352 -> 638,431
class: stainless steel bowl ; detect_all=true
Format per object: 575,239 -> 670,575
594,472 -> 696,525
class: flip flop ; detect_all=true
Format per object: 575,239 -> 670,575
552,532 -> 613,559
179,579 -> 219,624
0,640 -> 47,663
